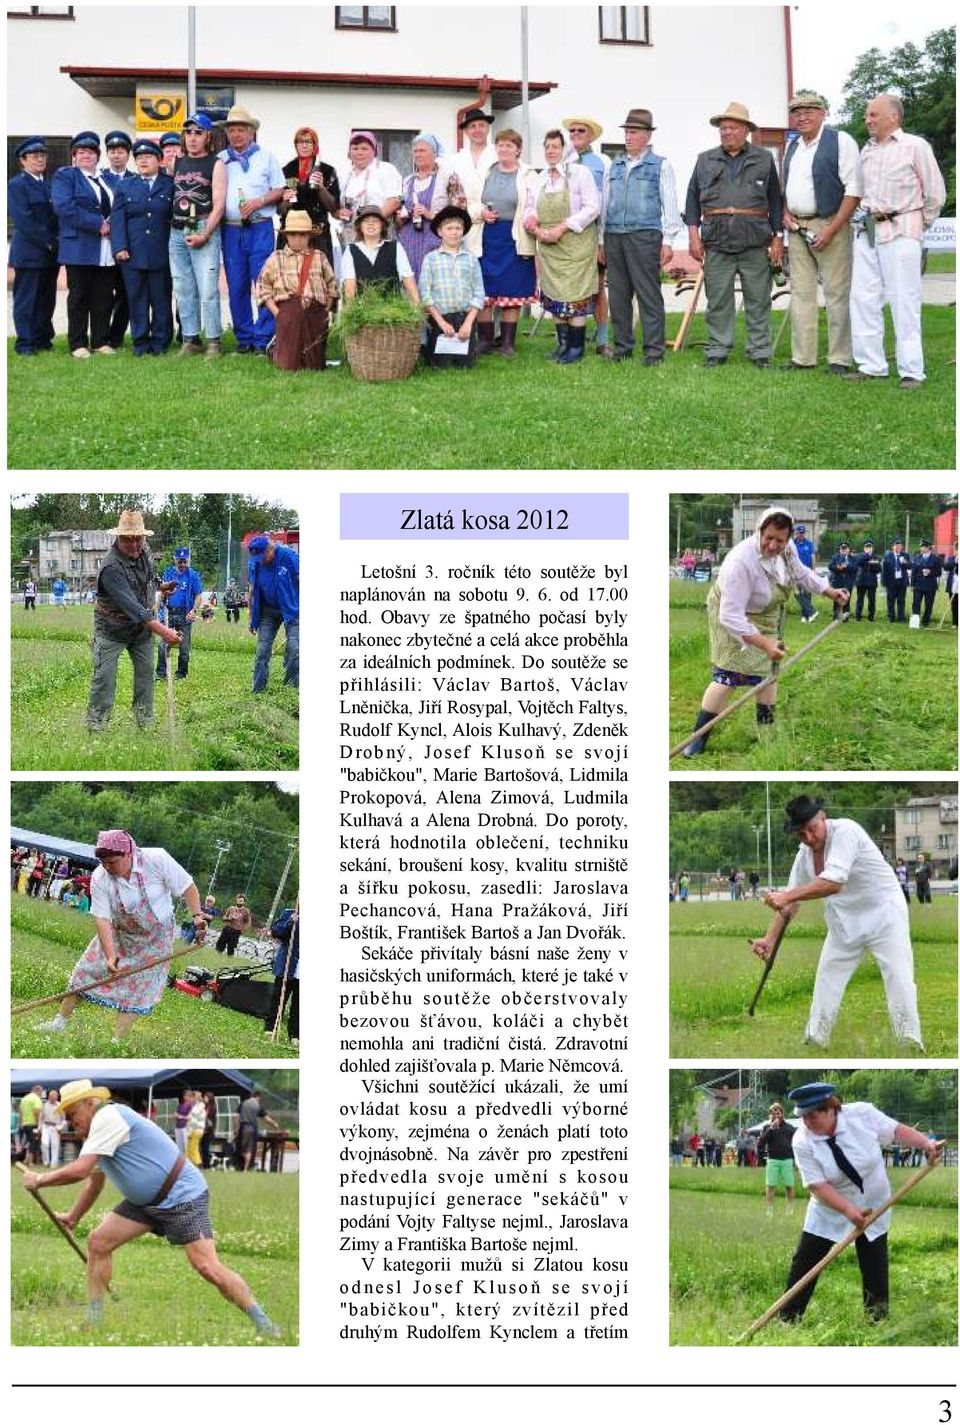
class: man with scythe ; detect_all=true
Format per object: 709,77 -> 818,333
20,1078 -> 280,1336
750,795 -> 924,1050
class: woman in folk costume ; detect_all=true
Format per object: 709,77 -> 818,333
37,829 -> 207,1042
681,506 -> 849,758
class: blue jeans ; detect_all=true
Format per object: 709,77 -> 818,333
169,222 -> 223,340
253,609 -> 298,693
795,587 -> 814,618
222,220 -> 275,348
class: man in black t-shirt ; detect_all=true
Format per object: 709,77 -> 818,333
757,1102 -> 797,1218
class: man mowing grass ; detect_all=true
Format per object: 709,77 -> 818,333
750,794 -> 924,1050
20,1078 -> 281,1337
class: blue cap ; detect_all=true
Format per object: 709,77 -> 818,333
159,132 -> 182,149
184,112 -> 213,132
174,546 -> 190,560
248,535 -> 270,555
795,523 -> 806,534
920,538 -> 932,548
132,139 -> 162,159
788,1082 -> 836,1112
71,130 -> 101,152
862,538 -> 874,548
15,136 -> 47,159
893,536 -> 904,545
104,130 -> 132,150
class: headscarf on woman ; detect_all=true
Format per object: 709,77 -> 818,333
293,126 -> 319,182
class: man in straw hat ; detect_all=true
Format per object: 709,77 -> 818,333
781,90 -> 862,373
750,794 -> 924,1050
601,107 -> 681,366
256,208 -> 338,370
565,116 -> 611,354
86,510 -> 181,733
218,105 -> 286,354
20,1079 -> 281,1336
684,101 -> 783,367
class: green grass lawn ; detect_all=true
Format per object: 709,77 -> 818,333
925,253 -> 956,273
10,896 -> 296,1059
11,1167 -> 298,1345
10,604 -> 298,771
670,1164 -> 957,1345
7,305 -> 955,470
669,899 -> 957,1058
669,578 -> 958,770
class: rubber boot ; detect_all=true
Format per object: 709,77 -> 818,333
546,323 -> 569,362
682,709 -> 715,758
499,322 -> 518,359
756,704 -> 775,726
557,325 -> 586,364
474,319 -> 496,356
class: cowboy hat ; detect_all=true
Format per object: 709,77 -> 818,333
110,510 -> 154,538
430,204 -> 472,237
621,108 -> 655,131
59,1079 -> 111,1113
223,105 -> 260,130
562,115 -> 603,141
710,101 -> 757,132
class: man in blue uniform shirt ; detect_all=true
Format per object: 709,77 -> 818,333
52,577 -> 68,606
793,523 -> 818,623
8,137 -> 59,356
881,537 -> 911,623
101,129 -> 132,347
247,535 -> 299,693
21,1078 -> 280,1336
157,545 -> 203,681
854,539 -> 881,622
827,541 -> 856,621
111,140 -> 174,356
911,538 -> 942,626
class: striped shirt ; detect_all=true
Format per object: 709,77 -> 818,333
860,128 -> 945,243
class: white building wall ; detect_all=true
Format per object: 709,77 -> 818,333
8,4 -> 788,200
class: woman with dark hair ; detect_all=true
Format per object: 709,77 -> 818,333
779,1082 -> 944,1323
278,127 -> 339,265
474,128 -> 537,357
340,205 -> 419,304
523,128 -> 601,364
395,133 -> 464,282
681,505 -> 849,758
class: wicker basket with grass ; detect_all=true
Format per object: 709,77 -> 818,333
340,283 -> 423,382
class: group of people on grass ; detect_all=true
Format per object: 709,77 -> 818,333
11,847 -> 91,910
9,90 -> 945,379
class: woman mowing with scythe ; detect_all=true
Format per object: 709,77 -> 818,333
681,506 -> 849,758
37,829 -> 207,1043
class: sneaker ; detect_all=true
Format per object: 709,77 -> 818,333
178,339 -> 203,357
72,347 -> 91,360
808,610 -> 819,623
37,1014 -> 67,1033
205,340 -> 222,361
95,345 -> 117,355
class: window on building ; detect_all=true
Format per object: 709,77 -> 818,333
937,834 -> 952,850
8,133 -> 71,182
906,836 -> 921,850
335,5 -> 396,30
7,6 -> 75,16
598,6 -> 650,44
373,128 -> 417,175
906,808 -> 921,824
70,558 -> 80,572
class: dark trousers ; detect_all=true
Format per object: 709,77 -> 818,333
780,1230 -> 888,1322
156,610 -> 192,677
605,228 -> 666,359
855,586 -> 876,620
426,310 -> 477,368
66,264 -> 114,351
265,976 -> 299,1040
120,265 -> 173,354
912,586 -> 936,624
12,265 -> 58,353
108,266 -> 129,346
225,606 -> 241,623
916,878 -> 932,905
886,585 -> 907,621
24,596 -> 36,611
216,926 -> 241,956
952,593 -> 958,627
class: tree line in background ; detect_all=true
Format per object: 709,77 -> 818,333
11,780 -> 299,921
10,493 -> 298,584
668,493 -> 953,560
837,27 -> 956,214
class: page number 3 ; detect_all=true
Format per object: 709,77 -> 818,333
939,1403 -> 952,1423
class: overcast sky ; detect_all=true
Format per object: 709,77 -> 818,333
791,4 -> 956,113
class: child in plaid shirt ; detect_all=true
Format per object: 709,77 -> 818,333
418,206 -> 485,368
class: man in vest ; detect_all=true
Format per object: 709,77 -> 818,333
685,102 -> 783,368
601,107 -> 681,366
7,137 -> 59,357
171,112 -> 227,360
86,510 -> 181,732
565,116 -> 611,355
781,91 -> 863,373
847,94 -> 945,389
20,1078 -> 281,1336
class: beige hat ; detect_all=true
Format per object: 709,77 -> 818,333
282,209 -> 314,234
223,105 -> 260,130
710,101 -> 758,132
58,1079 -> 111,1113
111,509 -> 154,538
788,90 -> 828,113
562,115 -> 603,142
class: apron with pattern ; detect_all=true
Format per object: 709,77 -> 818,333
69,867 -> 174,1015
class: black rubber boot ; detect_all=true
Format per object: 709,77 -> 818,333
756,704 -> 775,725
682,709 -> 715,757
546,324 -> 569,362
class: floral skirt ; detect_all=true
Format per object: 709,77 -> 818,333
539,293 -> 596,319
68,923 -> 174,1016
